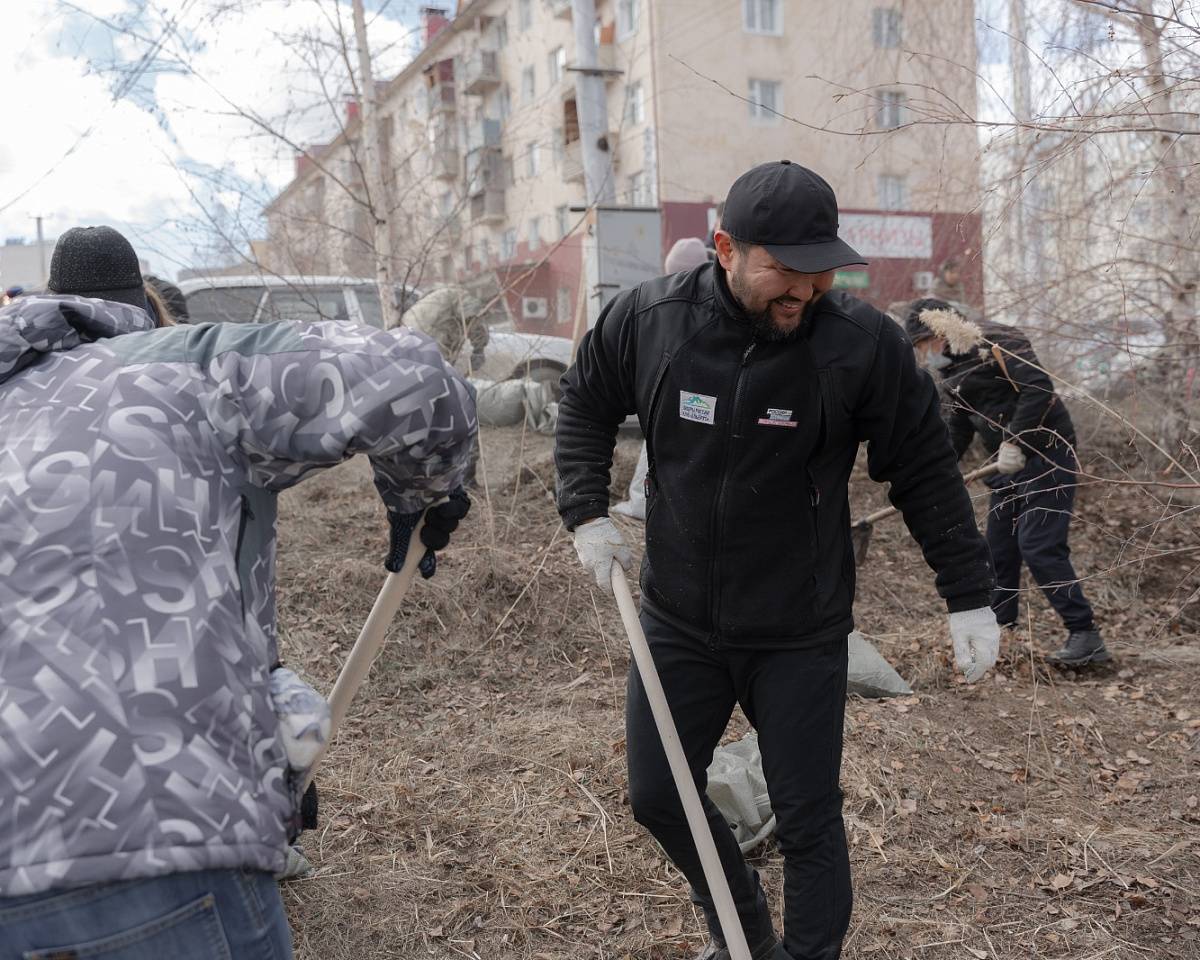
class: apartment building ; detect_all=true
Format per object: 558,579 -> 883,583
263,0 -> 983,334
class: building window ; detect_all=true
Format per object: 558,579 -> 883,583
528,217 -> 542,251
556,285 -> 572,325
748,78 -> 781,121
527,141 -> 541,177
872,8 -> 902,48
556,204 -> 570,238
549,46 -> 566,85
522,65 -> 536,102
501,228 -> 517,260
552,126 -> 565,165
743,0 -> 782,35
625,80 -> 645,126
495,14 -> 508,48
629,171 -> 652,206
478,237 -> 491,264
438,191 -> 452,216
517,0 -> 532,31
441,255 -> 454,281
877,89 -> 906,129
877,174 -> 907,210
497,83 -> 512,120
617,0 -> 639,40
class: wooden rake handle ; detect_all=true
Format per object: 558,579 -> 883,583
610,568 -> 753,960
301,509 -> 431,793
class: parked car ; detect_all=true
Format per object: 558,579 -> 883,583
178,275 -> 420,329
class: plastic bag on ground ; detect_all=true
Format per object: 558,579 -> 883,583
706,732 -> 775,854
470,378 -> 557,435
847,631 -> 913,698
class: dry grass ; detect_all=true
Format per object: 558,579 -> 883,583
274,425 -> 1200,959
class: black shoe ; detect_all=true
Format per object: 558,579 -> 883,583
692,872 -> 782,960
1046,628 -> 1112,667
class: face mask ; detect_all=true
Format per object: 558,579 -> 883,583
924,351 -> 951,371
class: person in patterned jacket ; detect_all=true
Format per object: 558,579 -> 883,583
0,230 -> 477,958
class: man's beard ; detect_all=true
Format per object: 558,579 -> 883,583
729,267 -> 809,343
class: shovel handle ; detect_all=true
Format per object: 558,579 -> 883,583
855,462 -> 1002,527
610,568 -> 753,960
301,509 -> 431,793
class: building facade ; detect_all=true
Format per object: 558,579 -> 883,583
263,0 -> 983,334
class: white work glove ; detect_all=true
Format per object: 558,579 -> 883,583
948,607 -> 1001,683
573,517 -> 634,595
996,441 -> 1026,474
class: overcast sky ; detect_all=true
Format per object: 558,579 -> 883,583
0,0 -> 423,279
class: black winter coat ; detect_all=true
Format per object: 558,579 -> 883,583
941,320 -> 1076,463
555,264 -> 995,648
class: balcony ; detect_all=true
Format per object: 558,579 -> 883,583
465,145 -> 504,195
431,145 -> 459,181
562,133 -> 619,184
463,49 -> 500,95
466,117 -> 503,152
428,82 -> 456,116
564,43 -> 620,85
546,0 -> 571,19
470,188 -> 506,225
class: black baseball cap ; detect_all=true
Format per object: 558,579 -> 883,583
722,160 -> 867,273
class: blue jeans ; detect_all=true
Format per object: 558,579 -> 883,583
0,869 -> 294,960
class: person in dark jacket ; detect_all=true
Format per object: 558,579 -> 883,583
905,298 -> 1111,667
555,162 -> 999,960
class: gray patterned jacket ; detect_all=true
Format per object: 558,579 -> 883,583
0,295 -> 476,896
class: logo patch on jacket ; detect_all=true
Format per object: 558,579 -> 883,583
679,391 -> 717,425
757,407 -> 797,428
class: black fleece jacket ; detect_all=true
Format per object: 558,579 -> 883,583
941,320 -> 1076,460
555,263 -> 994,648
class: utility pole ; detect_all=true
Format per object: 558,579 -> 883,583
35,216 -> 46,287
569,0 -> 615,205
351,0 -> 398,330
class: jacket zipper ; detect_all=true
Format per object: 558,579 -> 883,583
708,341 -> 756,648
644,354 -> 672,486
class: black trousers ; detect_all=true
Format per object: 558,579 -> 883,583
985,442 -> 1095,631
626,610 -> 852,960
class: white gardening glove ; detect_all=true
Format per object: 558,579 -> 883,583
996,441 -> 1026,474
948,607 -> 1001,682
573,517 -> 634,595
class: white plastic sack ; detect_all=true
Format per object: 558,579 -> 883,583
706,732 -> 775,854
612,442 -> 649,520
470,378 -> 557,434
847,631 -> 912,698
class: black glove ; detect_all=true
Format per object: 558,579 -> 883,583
385,487 -> 471,578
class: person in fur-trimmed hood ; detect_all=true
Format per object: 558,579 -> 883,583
905,298 -> 1111,668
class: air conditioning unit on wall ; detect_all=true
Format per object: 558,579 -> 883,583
522,296 -> 549,320
912,271 -> 934,292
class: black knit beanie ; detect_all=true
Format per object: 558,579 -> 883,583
48,226 -> 149,313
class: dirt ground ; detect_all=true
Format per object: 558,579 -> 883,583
275,423 -> 1199,960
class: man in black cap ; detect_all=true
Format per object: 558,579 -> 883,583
47,225 -> 151,316
905,298 -> 1110,668
555,161 -> 1000,960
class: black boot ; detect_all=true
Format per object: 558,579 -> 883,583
1046,628 -> 1112,667
691,875 -> 789,960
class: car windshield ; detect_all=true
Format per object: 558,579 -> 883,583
261,288 -> 350,324
187,286 -> 266,324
